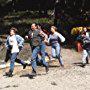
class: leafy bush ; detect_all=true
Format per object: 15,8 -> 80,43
0,17 -> 53,36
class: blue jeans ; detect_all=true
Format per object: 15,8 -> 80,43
51,43 -> 64,65
31,43 -> 48,72
10,53 -> 18,72
36,52 -> 50,63
5,50 -> 26,72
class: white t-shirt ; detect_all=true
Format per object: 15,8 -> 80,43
9,35 -> 19,53
86,32 -> 89,38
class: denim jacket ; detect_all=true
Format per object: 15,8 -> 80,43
6,34 -> 24,50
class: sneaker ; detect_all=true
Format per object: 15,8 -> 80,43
23,63 -> 28,69
5,70 -> 13,77
29,71 -> 37,79
27,63 -> 31,66
45,66 -> 49,73
81,63 -> 86,68
61,64 -> 64,68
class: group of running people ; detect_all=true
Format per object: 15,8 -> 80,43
3,23 -> 90,78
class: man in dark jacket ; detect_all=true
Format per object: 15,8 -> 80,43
27,23 -> 49,77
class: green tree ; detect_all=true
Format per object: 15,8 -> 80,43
0,0 -> 12,6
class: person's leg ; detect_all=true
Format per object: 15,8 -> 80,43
45,52 -> 51,61
51,46 -> 56,58
15,58 -> 27,69
31,46 -> 40,74
4,50 -> 11,63
40,43 -> 49,73
87,50 -> 90,56
6,53 -> 18,77
56,44 -> 64,66
3,50 -> 11,76
86,50 -> 90,64
82,49 -> 88,67
86,56 -> 89,64
36,55 -> 42,66
10,53 -> 18,72
50,45 -> 57,63
15,52 -> 27,69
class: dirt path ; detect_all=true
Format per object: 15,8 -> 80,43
0,47 -> 90,90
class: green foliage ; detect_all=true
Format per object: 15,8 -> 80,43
0,0 -> 11,6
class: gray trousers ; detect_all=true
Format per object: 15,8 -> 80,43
82,49 -> 89,64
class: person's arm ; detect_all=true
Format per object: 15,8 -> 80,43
16,35 -> 24,48
44,35 -> 51,46
25,30 -> 33,39
39,30 -> 48,40
55,32 -> 65,42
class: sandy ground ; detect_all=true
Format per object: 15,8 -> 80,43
0,46 -> 90,90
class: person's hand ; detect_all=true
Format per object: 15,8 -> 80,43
44,39 -> 48,43
44,39 -> 49,46
25,36 -> 28,39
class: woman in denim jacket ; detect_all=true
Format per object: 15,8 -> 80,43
5,27 -> 27,77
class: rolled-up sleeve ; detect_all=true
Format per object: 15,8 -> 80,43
55,32 -> 65,42
16,35 -> 24,47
